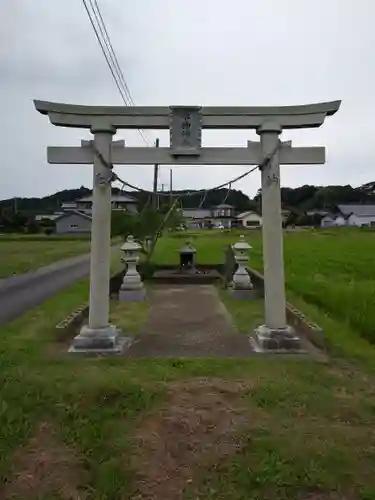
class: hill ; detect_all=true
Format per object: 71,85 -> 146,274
2,182 -> 375,218
0,186 -> 255,215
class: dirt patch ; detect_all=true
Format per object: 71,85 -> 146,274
1,422 -> 87,500
130,377 -> 257,500
126,285 -> 255,358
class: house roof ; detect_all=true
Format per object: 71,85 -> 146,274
61,202 -> 77,208
338,204 -> 375,217
35,214 -> 61,221
306,210 -> 329,216
54,210 -> 92,222
77,194 -> 137,203
215,204 -> 234,209
237,210 -> 261,219
182,208 -> 211,219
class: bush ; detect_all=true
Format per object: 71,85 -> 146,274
139,261 -> 156,279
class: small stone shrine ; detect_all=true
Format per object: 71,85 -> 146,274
179,240 -> 196,270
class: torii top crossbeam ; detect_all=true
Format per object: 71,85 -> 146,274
34,100 -> 340,130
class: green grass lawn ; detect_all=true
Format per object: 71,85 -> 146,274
153,229 -> 261,265
2,228 -> 375,499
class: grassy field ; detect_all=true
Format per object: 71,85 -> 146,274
2,228 -> 375,499
281,229 -> 375,347
0,236 -> 122,278
0,239 -> 90,278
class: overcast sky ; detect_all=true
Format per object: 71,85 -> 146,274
1,0 -> 374,200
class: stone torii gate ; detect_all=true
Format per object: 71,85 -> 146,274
34,100 -> 340,354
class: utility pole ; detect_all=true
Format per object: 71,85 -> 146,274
152,138 -> 159,209
169,168 -> 173,207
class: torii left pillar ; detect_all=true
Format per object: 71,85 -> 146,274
71,124 -> 124,353
37,116 -> 126,353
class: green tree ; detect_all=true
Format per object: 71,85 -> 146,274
111,203 -> 183,261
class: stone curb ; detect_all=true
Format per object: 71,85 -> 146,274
247,267 -> 325,350
56,304 -> 89,341
55,269 -> 125,341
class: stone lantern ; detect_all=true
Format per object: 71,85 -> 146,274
230,235 -> 254,298
119,235 -> 145,301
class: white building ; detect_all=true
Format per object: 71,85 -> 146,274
321,204 -> 375,227
237,210 -> 262,228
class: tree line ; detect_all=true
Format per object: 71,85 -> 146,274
1,183 -> 374,233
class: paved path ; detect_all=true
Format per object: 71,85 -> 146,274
0,248 -> 119,326
127,285 -> 254,358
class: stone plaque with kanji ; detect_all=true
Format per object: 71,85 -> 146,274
169,106 -> 202,155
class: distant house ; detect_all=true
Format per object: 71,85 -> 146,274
237,210 -> 262,228
36,192 -> 138,233
321,204 -> 375,228
235,208 -> 291,228
181,204 -> 236,229
55,211 -> 92,235
211,204 -> 236,228
64,193 -> 138,215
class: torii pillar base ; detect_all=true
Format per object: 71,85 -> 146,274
69,324 -> 132,355
250,324 -> 305,353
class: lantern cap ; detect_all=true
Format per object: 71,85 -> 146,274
121,234 -> 141,252
233,234 -> 252,251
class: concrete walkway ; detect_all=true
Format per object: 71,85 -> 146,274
0,247 -> 119,326
127,285 -> 254,358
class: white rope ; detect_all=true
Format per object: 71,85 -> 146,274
89,140 -> 281,198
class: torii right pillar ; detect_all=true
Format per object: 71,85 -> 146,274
251,105 -> 341,352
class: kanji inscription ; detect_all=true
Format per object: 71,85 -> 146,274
169,106 -> 202,155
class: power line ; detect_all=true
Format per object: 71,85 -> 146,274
87,0 -> 131,103
86,0 -> 152,146
81,0 -> 129,104
81,0 -> 152,146
92,0 -> 135,106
